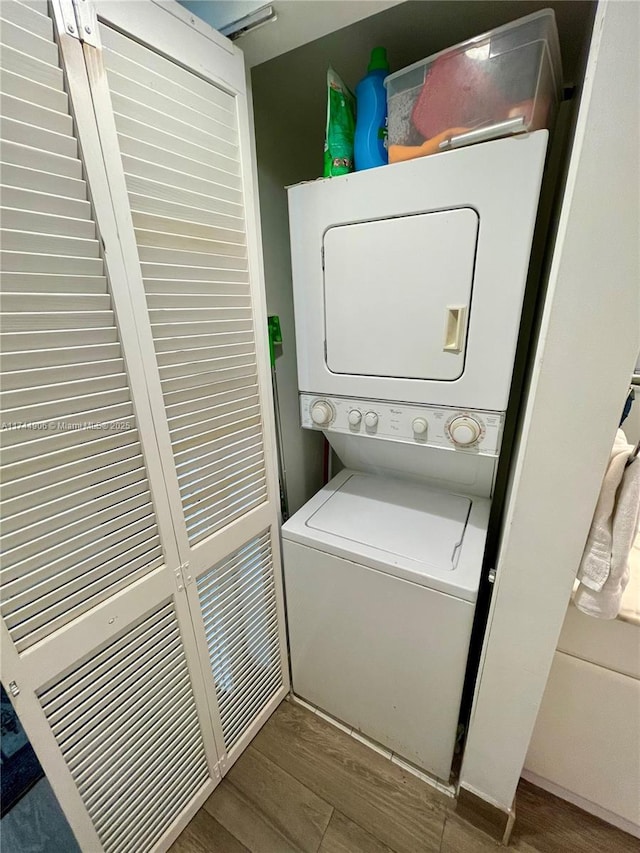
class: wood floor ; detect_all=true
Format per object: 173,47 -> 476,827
170,700 -> 638,853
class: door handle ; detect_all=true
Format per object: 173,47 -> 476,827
443,305 -> 467,354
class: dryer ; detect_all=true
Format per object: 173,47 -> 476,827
282,132 -> 549,781
288,131 -> 548,412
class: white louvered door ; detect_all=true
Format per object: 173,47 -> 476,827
83,0 -> 289,776
0,0 -> 288,850
0,1 -> 222,849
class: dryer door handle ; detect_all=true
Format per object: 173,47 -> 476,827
443,305 -> 467,354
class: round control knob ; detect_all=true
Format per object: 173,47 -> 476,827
449,416 -> 482,446
348,409 -> 362,427
310,400 -> 333,426
412,417 -> 428,436
364,411 -> 379,429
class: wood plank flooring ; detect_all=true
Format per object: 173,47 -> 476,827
170,699 -> 638,853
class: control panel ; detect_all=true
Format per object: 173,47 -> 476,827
300,394 -> 504,457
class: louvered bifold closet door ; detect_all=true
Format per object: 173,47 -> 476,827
0,2 -> 219,850
197,532 -> 282,752
87,0 -> 288,773
38,603 -> 210,853
0,0 -> 167,653
101,24 -> 266,548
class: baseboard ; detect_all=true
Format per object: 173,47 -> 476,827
521,769 -> 640,840
455,785 -> 516,845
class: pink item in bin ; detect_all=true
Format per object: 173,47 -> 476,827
411,51 -> 509,140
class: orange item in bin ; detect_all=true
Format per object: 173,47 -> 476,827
388,127 -> 470,163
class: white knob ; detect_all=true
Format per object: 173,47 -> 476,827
449,416 -> 481,446
348,409 -> 362,426
412,417 -> 428,436
311,401 -> 333,426
364,411 -> 378,429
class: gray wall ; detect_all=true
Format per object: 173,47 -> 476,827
250,0 -> 594,514
250,92 -> 326,515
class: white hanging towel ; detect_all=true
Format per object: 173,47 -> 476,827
574,429 -> 640,619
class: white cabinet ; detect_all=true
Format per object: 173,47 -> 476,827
525,648 -> 640,835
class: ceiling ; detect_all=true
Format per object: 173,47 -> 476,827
177,0 -> 266,34
180,0 -> 406,67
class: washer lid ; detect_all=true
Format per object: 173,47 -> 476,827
307,472 -> 470,572
282,469 -> 490,601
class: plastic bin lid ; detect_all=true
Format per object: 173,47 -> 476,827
385,9 -> 562,99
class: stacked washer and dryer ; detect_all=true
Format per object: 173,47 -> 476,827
281,132 -> 548,782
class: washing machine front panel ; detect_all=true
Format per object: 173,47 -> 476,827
289,131 -> 548,412
283,538 -> 475,780
324,208 -> 478,381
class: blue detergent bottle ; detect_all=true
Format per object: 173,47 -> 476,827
354,47 -> 389,170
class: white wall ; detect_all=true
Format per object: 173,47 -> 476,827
250,64 -> 326,514
460,0 -> 640,812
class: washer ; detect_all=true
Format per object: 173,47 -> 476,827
282,469 -> 489,780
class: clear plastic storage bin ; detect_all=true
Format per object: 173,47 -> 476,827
385,10 -> 562,163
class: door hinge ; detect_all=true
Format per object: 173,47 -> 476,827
488,568 -> 496,584
73,0 -> 99,47
174,562 -> 192,592
8,681 -> 20,698
56,0 -> 99,47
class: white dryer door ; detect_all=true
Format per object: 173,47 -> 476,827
323,208 -> 478,381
